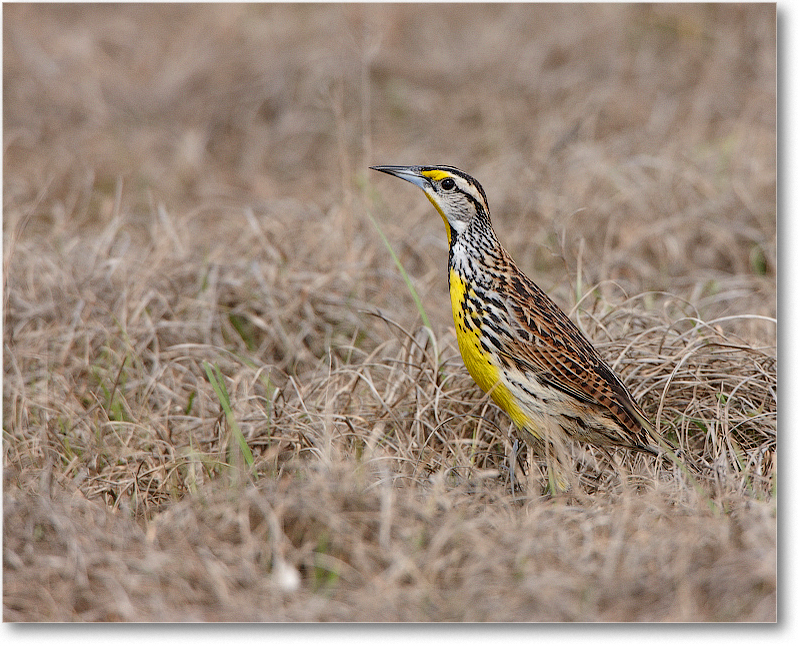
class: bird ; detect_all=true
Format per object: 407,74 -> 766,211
370,164 -> 662,484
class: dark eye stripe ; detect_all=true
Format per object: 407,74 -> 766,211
462,191 -> 486,216
440,182 -> 489,219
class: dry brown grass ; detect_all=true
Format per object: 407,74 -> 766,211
3,4 -> 775,621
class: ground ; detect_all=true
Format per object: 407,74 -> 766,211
3,4 -> 776,621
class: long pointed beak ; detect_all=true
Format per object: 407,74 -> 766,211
370,165 -> 430,190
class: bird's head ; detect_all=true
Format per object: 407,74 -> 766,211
370,165 -> 491,245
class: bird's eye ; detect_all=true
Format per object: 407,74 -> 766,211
441,178 -> 456,191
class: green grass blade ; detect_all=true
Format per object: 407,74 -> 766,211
366,208 -> 431,330
202,360 -> 254,468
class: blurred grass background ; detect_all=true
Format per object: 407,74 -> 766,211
3,3 -> 775,621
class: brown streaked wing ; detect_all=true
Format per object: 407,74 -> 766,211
496,252 -> 655,449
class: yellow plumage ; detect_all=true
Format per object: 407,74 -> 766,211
448,270 -> 530,430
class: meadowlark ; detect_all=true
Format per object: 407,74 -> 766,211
371,164 -> 661,476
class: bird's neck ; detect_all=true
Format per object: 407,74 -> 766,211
448,216 -> 503,284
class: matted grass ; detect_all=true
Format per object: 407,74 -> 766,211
4,4 -> 775,621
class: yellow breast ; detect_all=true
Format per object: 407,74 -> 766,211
448,270 -> 529,429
